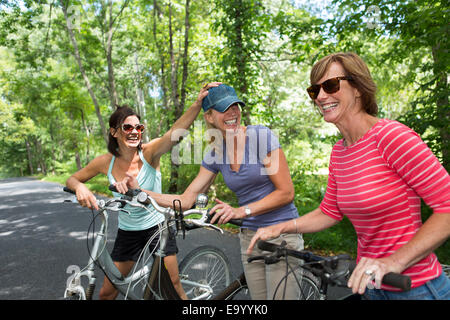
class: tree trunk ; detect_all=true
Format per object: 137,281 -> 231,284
133,53 -> 149,142
167,0 -> 192,193
153,0 -> 169,138
432,42 -> 449,171
179,0 -> 190,112
36,139 -> 47,175
80,108 -> 91,165
61,2 -> 109,144
168,1 -> 180,114
25,139 -> 34,175
168,1 -> 179,193
230,0 -> 251,125
106,0 -> 119,108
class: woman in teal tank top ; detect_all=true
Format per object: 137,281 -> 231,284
66,82 -> 222,300
107,149 -> 164,231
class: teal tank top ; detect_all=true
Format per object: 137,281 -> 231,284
107,150 -> 165,231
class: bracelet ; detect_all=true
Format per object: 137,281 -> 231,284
293,218 -> 298,234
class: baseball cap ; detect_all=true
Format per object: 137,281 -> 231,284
202,84 -> 245,112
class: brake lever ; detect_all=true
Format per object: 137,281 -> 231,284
206,224 -> 224,233
184,219 -> 224,234
105,201 -> 131,215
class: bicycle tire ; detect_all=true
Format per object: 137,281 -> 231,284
273,268 -> 321,300
212,272 -> 247,300
179,246 -> 232,300
442,264 -> 450,278
63,292 -> 83,300
297,274 -> 321,300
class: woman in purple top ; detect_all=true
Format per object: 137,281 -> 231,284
147,84 -> 304,300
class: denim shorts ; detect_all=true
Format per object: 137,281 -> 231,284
365,272 -> 450,300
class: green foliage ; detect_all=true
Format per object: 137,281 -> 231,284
303,217 -> 358,257
330,0 -> 450,169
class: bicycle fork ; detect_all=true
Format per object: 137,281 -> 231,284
65,222 -> 108,300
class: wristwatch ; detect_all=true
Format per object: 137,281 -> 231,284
244,205 -> 252,217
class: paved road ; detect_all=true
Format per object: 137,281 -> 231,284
0,177 -> 351,300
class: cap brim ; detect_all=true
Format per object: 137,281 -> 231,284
214,97 -> 245,113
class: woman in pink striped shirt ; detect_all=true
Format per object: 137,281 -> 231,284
247,52 -> 450,299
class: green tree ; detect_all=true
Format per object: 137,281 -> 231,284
212,0 -> 271,124
331,0 -> 449,170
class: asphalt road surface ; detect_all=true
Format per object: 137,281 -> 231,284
0,177 -> 352,300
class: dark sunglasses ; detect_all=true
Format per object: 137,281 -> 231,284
121,123 -> 145,133
306,76 -> 352,100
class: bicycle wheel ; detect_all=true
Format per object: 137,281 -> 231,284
179,246 -> 232,300
297,274 -> 321,300
442,264 -> 450,278
273,268 -> 321,300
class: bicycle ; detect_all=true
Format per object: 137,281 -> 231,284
249,240 -> 412,300
442,264 -> 450,278
63,186 -> 247,300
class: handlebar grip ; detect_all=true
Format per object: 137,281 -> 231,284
247,255 -> 279,264
382,272 -> 411,291
108,184 -> 142,197
63,187 -> 75,194
257,240 -> 278,252
247,256 -> 261,263
205,210 -> 243,227
348,261 -> 411,291
228,219 -> 243,226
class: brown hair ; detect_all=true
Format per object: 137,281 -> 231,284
310,52 -> 378,116
108,105 -> 141,157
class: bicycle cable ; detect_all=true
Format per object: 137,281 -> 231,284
271,254 -> 304,300
84,208 -> 110,281
124,221 -> 166,299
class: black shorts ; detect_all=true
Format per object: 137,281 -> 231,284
110,225 -> 178,262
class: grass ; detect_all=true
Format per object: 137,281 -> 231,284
41,173 -> 112,197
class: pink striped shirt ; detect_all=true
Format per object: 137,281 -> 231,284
320,119 -> 450,290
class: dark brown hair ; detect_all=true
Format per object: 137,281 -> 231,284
108,105 -> 141,157
310,52 -> 378,116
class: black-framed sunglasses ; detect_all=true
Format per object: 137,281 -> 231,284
121,123 -> 145,133
306,76 -> 353,100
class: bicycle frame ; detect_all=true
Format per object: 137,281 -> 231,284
65,208 -> 158,300
64,188 -> 247,300
212,272 -> 247,300
65,201 -> 218,300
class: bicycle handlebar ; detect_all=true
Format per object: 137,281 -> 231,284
107,185 -> 243,227
346,260 -> 411,292
252,240 -> 411,292
63,185 -> 243,232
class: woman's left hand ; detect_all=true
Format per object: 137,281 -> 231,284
195,82 -> 222,105
209,199 -> 244,225
347,256 -> 403,295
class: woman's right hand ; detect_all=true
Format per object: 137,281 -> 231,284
75,184 -> 98,210
246,224 -> 283,255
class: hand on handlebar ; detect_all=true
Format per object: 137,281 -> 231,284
209,199 -> 244,225
246,225 -> 282,255
113,173 -> 140,195
347,256 -> 404,295
74,184 -> 99,211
